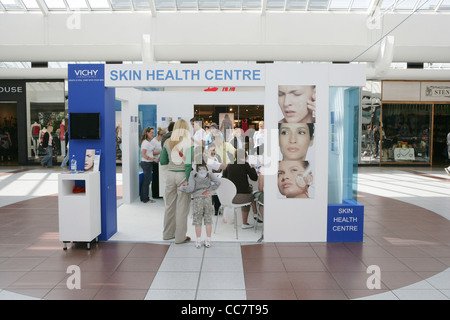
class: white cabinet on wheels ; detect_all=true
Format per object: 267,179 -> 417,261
58,171 -> 101,250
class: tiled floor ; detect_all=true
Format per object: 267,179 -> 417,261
0,165 -> 449,300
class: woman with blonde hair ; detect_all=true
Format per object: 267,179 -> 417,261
160,119 -> 193,244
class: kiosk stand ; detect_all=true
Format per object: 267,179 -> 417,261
58,171 -> 101,250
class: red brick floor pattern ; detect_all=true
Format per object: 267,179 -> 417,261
1,190 -> 450,299
241,191 -> 450,300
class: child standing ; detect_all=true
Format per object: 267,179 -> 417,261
179,155 -> 221,248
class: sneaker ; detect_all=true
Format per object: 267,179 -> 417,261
445,167 -> 450,176
242,224 -> 254,229
204,239 -> 211,248
195,239 -> 202,248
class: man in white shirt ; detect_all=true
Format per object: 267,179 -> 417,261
191,117 -> 206,148
206,123 -> 223,148
253,121 -> 265,155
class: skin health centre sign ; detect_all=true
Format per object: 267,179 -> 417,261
105,64 -> 265,88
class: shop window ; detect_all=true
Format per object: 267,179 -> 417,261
26,82 -> 66,164
0,102 -> 17,163
359,81 -> 381,164
381,103 -> 431,163
433,104 -> 450,165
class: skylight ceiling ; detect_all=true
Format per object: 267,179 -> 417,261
0,0 -> 449,12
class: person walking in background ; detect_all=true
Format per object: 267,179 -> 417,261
61,141 -> 70,169
40,125 -> 54,168
160,121 -> 174,199
140,127 -> 156,203
445,131 -> 450,176
150,128 -> 165,199
372,124 -> 380,158
179,150 -> 221,248
160,119 -> 193,244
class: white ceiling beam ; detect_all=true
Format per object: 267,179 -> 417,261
261,0 -> 267,16
367,0 -> 382,18
36,0 -> 49,15
149,0 -> 157,17
435,0 -> 444,11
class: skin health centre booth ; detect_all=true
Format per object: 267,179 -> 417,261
65,62 -> 365,245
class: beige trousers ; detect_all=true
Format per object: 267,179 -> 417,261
163,170 -> 191,243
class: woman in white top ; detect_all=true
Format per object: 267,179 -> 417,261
149,128 -> 164,198
140,127 -> 156,203
253,121 -> 265,155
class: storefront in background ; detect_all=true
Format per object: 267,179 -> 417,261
0,79 -> 66,166
380,81 -> 450,166
0,80 -> 26,165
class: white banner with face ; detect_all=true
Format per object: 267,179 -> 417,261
263,64 -> 330,242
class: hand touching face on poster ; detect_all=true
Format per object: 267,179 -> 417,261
278,85 -> 316,123
279,123 -> 314,161
277,160 -> 313,198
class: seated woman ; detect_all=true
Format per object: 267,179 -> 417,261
277,160 -> 313,199
222,149 -> 258,229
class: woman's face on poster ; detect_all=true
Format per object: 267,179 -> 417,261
278,85 -> 315,123
84,150 -> 95,170
277,160 -> 310,198
279,123 -> 313,161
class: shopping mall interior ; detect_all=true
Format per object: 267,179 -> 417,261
0,0 -> 450,301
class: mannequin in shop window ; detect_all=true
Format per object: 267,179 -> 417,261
60,120 -> 66,158
241,119 -> 248,132
219,114 -> 233,141
31,121 -> 40,159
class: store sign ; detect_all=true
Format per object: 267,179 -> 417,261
0,86 -> 23,94
0,80 -> 25,97
327,200 -> 364,242
204,87 -> 236,92
104,64 -> 265,87
425,85 -> 450,98
394,148 -> 415,161
68,64 -> 104,83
